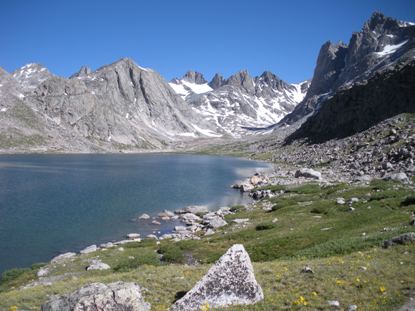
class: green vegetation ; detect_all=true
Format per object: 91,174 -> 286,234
0,179 -> 414,310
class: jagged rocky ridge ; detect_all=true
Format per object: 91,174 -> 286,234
169,70 -> 309,136
279,12 -> 415,128
0,59 -> 222,152
1,12 -> 414,152
287,61 -> 415,143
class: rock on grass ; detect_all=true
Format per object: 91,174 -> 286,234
41,281 -> 150,311
170,244 -> 263,311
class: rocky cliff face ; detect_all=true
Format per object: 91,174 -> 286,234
280,12 -> 415,126
287,61 -> 415,144
0,59 -> 222,152
170,70 -> 309,136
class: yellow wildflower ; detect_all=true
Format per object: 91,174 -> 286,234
335,279 -> 345,285
9,307 -> 18,311
312,291 -> 318,296
379,286 -> 386,294
200,302 -> 210,311
293,296 -> 308,306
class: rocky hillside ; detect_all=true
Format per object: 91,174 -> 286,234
279,12 -> 415,127
170,70 -> 308,136
0,59 -> 223,153
287,61 -> 415,143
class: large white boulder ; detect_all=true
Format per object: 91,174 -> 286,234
295,168 -> 322,180
170,244 -> 263,311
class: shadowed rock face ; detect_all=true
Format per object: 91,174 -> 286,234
208,73 -> 225,89
280,12 -> 415,126
170,244 -> 264,311
286,61 -> 415,144
41,281 -> 150,311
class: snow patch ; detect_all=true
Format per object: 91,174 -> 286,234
398,21 -> 415,27
176,132 -> 197,137
192,124 -> 222,137
375,40 -> 408,57
290,81 -> 308,103
138,66 -> 152,72
169,83 -> 188,97
181,81 -> 212,94
1,107 -> 8,112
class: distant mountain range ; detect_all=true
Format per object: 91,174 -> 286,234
0,12 -> 414,152
169,70 -> 308,136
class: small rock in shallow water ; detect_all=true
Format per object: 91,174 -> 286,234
158,210 -> 174,218
181,205 -> 209,214
138,213 -> 150,220
127,233 -> 141,240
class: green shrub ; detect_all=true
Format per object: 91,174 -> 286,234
113,250 -> 161,272
0,268 -> 30,285
401,196 -> 415,207
230,205 -> 245,213
158,244 -> 185,264
255,222 -> 277,231
289,183 -> 321,194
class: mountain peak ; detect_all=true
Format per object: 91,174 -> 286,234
70,66 -> 92,79
226,70 -> 255,93
259,71 -> 281,82
11,63 -> 54,90
182,71 -> 207,84
208,73 -> 225,89
96,57 -> 152,74
364,11 -> 402,33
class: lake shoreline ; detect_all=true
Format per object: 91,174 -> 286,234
0,153 -> 271,273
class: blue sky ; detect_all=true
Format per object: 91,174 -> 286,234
1,0 -> 414,83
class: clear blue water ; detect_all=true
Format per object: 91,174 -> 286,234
0,153 -> 269,272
